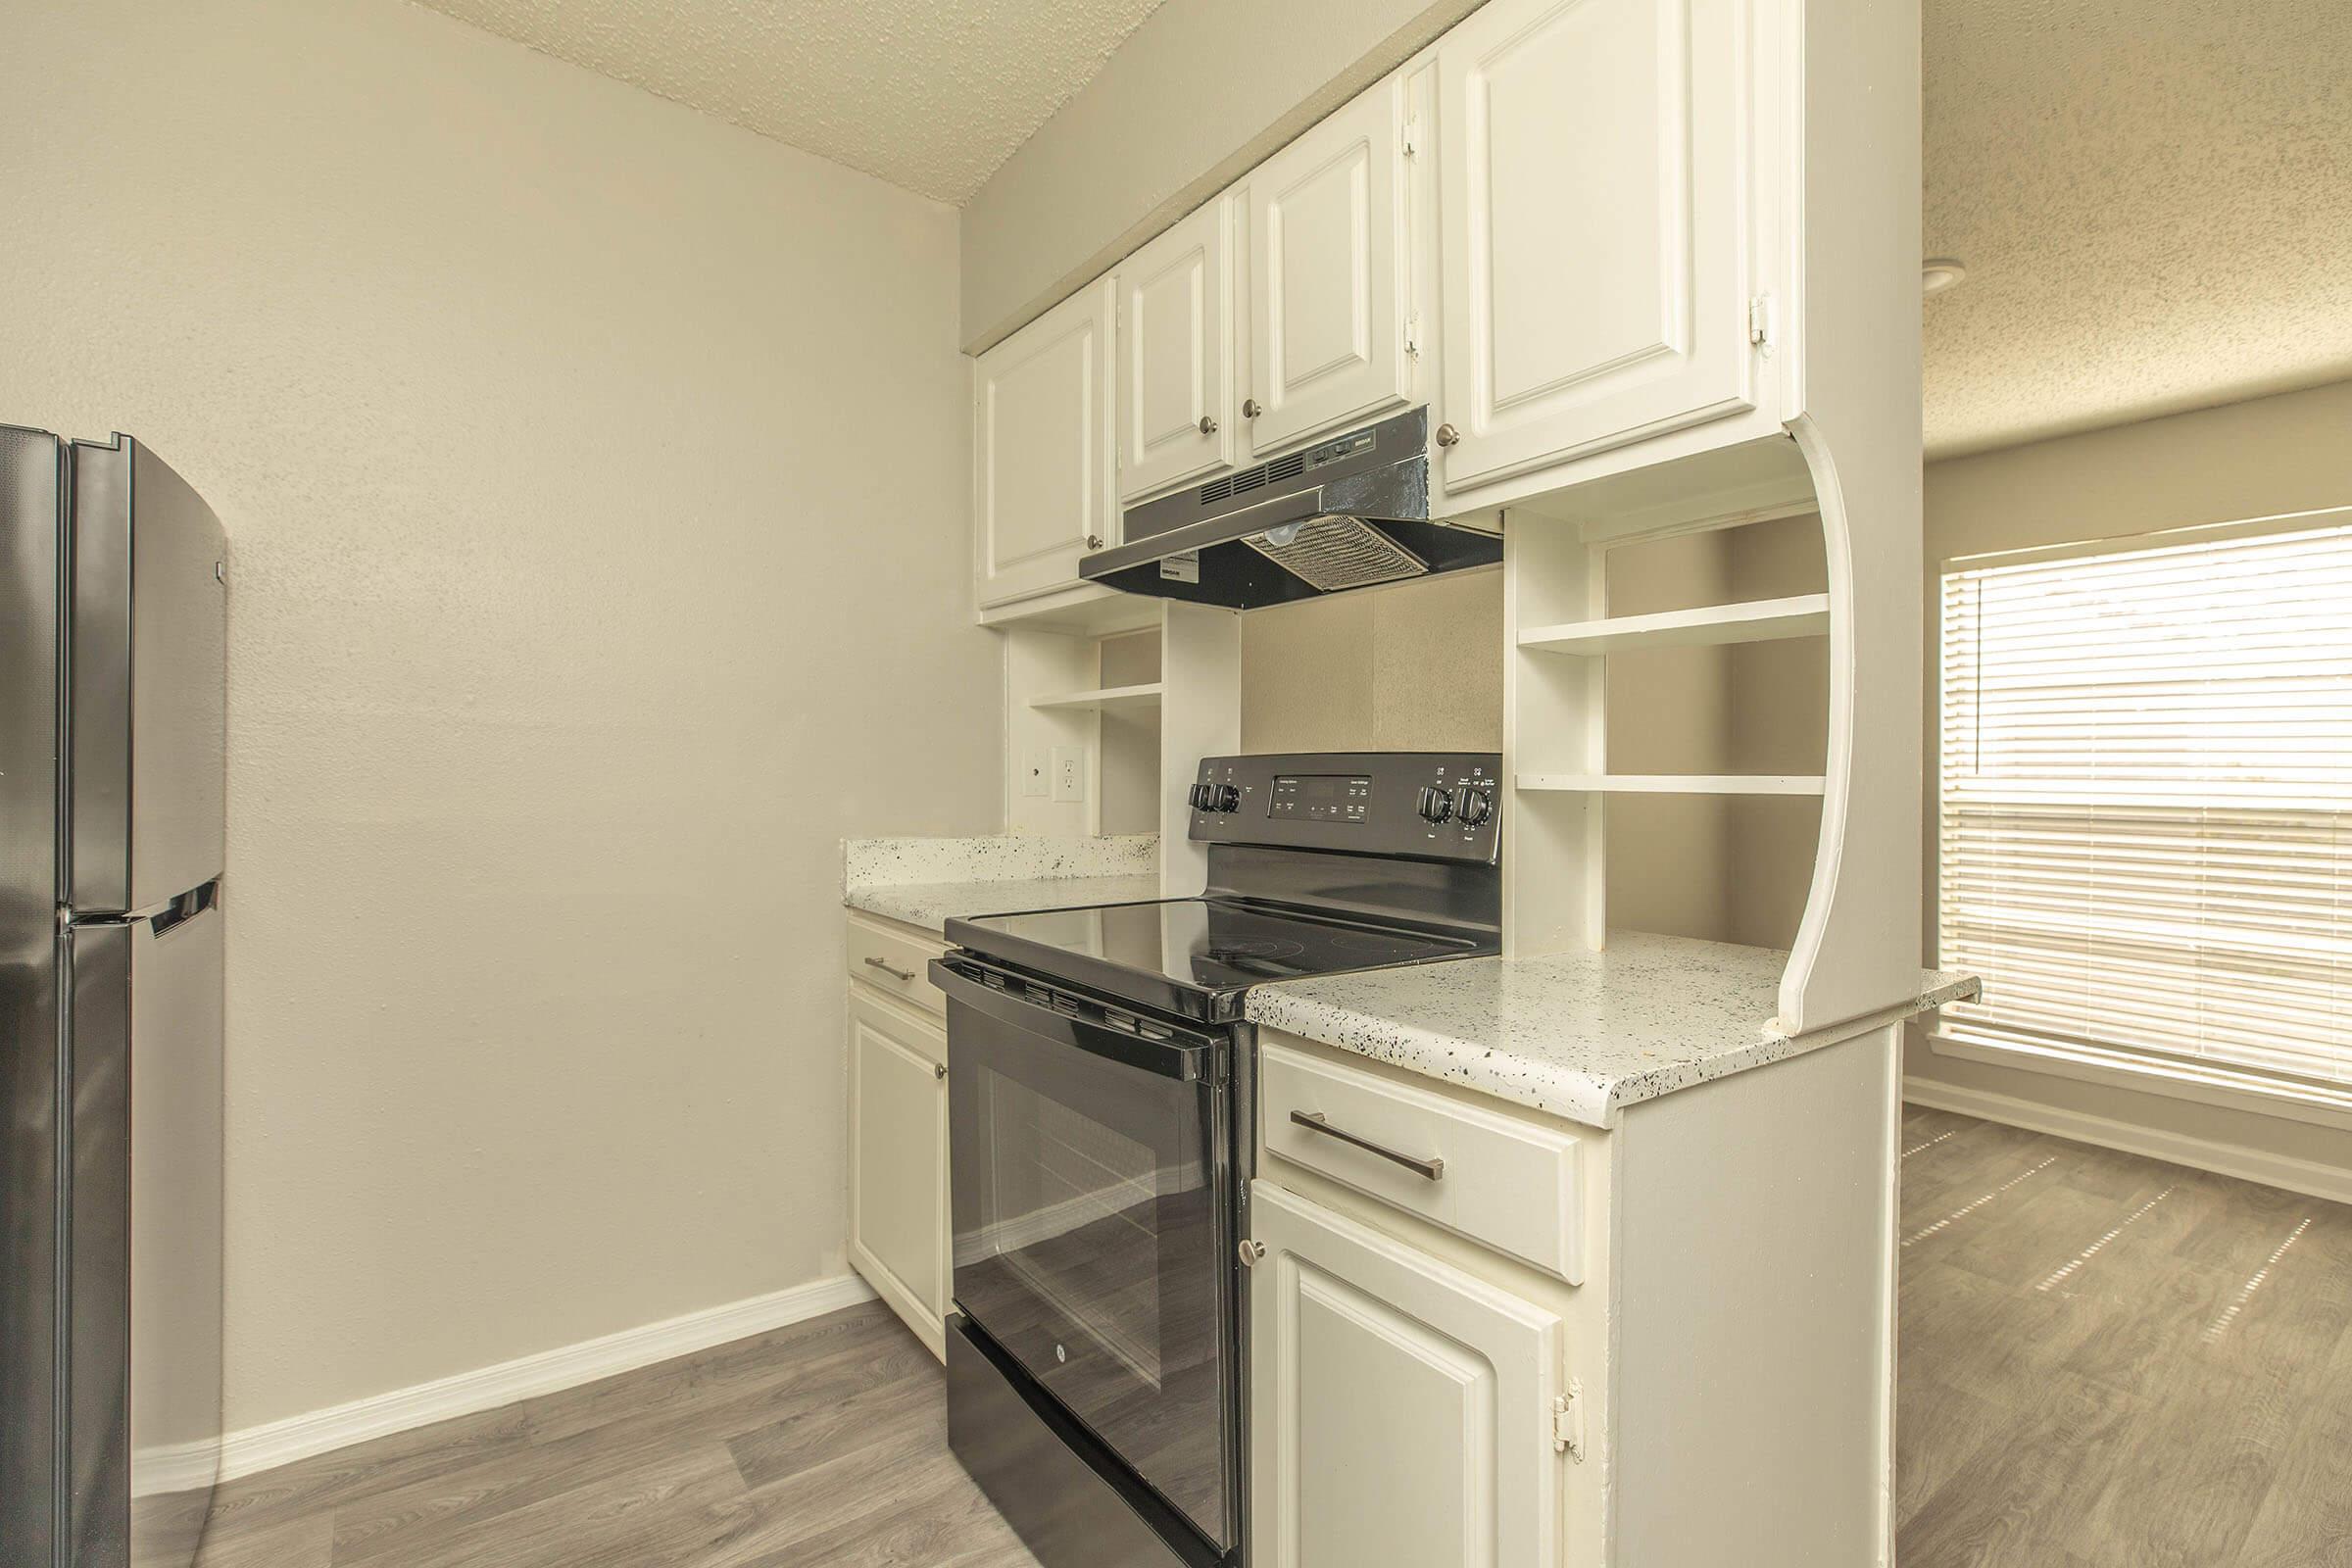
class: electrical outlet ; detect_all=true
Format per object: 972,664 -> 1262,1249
1051,746 -> 1087,805
1020,749 -> 1050,799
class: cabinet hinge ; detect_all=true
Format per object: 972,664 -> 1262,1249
1748,292 -> 1775,351
1402,116 -> 1421,158
1551,1381 -> 1585,1459
1404,312 -> 1422,358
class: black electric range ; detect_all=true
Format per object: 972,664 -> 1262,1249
947,893 -> 1489,1022
933,753 -> 1501,1568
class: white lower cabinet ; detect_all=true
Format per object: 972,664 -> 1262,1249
1248,1181 -> 1563,1568
847,985 -> 950,1360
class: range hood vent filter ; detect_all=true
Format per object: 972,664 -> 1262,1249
1245,516 -> 1429,592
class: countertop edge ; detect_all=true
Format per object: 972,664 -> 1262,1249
1247,963 -> 1984,1131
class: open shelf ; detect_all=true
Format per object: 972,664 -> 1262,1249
1516,773 -> 1827,796
1025,682 -> 1165,712
1518,593 -> 1830,656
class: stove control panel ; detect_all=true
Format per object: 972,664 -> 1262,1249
1187,752 -> 1501,863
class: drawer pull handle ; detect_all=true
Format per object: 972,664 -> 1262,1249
863,956 -> 917,983
1290,1110 -> 1445,1181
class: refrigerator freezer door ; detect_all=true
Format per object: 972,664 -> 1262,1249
69,437 -> 227,915
129,900 -> 224,1566
1,425 -> 64,1564
66,921 -> 131,1568
64,899 -> 224,1568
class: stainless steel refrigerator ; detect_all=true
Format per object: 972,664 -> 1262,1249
2,427 -> 226,1568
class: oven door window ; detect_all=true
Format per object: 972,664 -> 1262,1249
949,993 -> 1232,1550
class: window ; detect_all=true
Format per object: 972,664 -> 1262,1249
1936,514 -> 2352,1101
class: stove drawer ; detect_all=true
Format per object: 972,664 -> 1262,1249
1260,1038 -> 1584,1285
848,914 -> 949,1015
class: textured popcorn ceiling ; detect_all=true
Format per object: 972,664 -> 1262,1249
1925,0 -> 2352,456
411,0 -> 1168,204
417,0 -> 2350,455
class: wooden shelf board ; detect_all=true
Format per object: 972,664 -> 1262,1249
1518,594 -> 1830,656
1515,773 -> 1827,796
1027,682 -> 1165,711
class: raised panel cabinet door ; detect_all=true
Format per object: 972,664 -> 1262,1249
1247,74 -> 1414,456
1116,198 -> 1235,503
1248,1182 -> 1562,1568
848,992 -> 948,1355
1437,0 -> 1755,492
974,279 -> 1115,607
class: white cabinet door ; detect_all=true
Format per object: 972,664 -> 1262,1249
1246,74 -> 1414,457
1437,0 -> 1755,492
974,279 -> 1115,608
848,989 -> 949,1359
1116,198 -> 1235,502
1249,1182 -> 1563,1568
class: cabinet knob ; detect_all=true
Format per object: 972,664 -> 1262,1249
1435,422 -> 1462,448
1085,533 -> 1102,550
1239,1240 -> 1266,1267
934,1062 -> 948,1081
1243,398 -> 1262,419
1199,415 -> 1219,436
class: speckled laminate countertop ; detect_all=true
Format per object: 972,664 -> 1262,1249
1244,930 -> 1980,1129
844,873 -> 1164,936
842,833 -> 1162,934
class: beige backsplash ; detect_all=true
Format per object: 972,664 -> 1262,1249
1240,567 -> 1505,753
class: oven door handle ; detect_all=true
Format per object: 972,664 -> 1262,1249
930,957 -> 1218,1083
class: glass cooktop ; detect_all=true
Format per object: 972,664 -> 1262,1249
952,898 -> 1487,1003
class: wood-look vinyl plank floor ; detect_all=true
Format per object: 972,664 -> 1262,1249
1896,1106 -> 2352,1568
195,1110 -> 2352,1567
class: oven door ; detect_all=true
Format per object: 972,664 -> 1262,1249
935,957 -> 1238,1555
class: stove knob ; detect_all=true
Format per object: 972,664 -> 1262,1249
1415,785 -> 1453,824
1188,781 -> 1217,811
1452,784 -> 1494,826
1213,783 -> 1242,813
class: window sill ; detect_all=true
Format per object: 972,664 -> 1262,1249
1926,1029 -> 2352,1135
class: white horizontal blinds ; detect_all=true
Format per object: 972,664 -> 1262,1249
1938,520 -> 2352,1087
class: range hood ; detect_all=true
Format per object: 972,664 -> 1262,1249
1080,408 -> 1501,611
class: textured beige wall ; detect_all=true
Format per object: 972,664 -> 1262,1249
1098,630 -> 1162,835
1240,568 -> 1504,754
0,0 -> 998,1429
1912,379 -> 2352,1173
1601,535 -> 1734,943
1724,517 -> 1830,950
958,0 -> 1487,349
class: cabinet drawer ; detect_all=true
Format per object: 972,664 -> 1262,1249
847,914 -> 949,1019
1260,1039 -> 1583,1284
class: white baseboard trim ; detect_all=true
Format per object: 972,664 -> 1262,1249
131,1437 -> 223,1500
216,1272 -> 875,1485
1904,1076 -> 2352,1206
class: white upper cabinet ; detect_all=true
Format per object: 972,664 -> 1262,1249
1244,74 -> 1414,458
1115,197 -> 1236,504
973,279 -> 1116,609
1436,0 -> 1756,493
